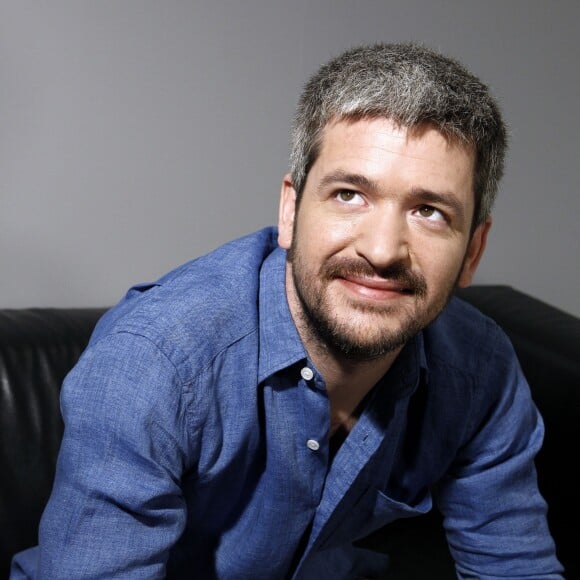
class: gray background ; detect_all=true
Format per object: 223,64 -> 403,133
1,1 -> 578,316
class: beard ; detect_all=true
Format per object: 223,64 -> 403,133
287,244 -> 456,362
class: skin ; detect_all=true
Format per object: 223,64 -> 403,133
278,117 -> 491,434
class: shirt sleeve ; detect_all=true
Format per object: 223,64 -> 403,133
36,331 -> 193,578
435,327 -> 564,579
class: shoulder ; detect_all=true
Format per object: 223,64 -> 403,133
419,296 -> 539,463
88,228 -> 278,377
421,295 -> 523,429
423,294 -> 515,378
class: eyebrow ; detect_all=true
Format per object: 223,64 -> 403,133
317,170 -> 467,224
410,188 -> 466,224
317,170 -> 380,196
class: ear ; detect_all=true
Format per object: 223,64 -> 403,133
457,218 -> 492,288
277,174 -> 297,250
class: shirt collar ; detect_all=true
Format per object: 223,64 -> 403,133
258,246 -> 307,383
381,329 -> 428,401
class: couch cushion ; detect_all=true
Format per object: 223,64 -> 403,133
457,285 -> 580,578
0,308 -> 106,577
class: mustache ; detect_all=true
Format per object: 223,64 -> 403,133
322,258 -> 428,297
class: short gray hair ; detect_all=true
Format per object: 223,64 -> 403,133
290,43 -> 508,226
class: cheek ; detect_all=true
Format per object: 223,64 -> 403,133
298,210 -> 354,254
417,243 -> 467,289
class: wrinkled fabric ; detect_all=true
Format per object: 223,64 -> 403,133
12,228 -> 562,579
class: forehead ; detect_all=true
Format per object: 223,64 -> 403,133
312,117 -> 476,196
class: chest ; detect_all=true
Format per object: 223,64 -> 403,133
175,374 -> 466,577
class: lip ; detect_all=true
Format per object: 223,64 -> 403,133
337,275 -> 411,301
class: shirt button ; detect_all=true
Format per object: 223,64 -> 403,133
306,439 -> 320,451
301,367 -> 314,381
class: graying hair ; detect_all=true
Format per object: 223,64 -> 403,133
290,43 -> 508,226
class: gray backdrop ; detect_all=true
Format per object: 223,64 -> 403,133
1,1 -> 578,316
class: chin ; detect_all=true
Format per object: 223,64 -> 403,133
319,315 -> 420,360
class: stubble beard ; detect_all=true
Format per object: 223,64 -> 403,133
287,245 -> 455,362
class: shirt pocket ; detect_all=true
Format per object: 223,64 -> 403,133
321,486 -> 433,550
304,488 -> 433,579
364,486 -> 433,538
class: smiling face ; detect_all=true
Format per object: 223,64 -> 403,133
278,117 -> 490,361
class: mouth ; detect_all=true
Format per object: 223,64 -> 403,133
321,257 -> 427,302
337,275 -> 414,301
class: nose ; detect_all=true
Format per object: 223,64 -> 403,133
353,206 -> 410,270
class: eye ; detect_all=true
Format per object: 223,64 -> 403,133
416,205 -> 446,223
335,190 -> 365,206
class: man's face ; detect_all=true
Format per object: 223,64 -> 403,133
278,117 -> 490,360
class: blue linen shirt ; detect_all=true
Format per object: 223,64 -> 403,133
11,228 -> 562,578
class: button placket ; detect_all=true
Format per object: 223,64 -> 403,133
297,363 -> 329,504
302,367 -> 322,453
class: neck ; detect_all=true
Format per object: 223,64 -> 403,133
304,328 -> 400,398
285,266 -> 401,422
300,313 -> 401,437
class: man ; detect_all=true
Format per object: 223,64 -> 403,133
12,43 -> 562,578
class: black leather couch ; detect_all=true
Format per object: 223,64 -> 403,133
1,286 -> 578,578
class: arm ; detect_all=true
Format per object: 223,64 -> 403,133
37,331 -> 194,578
436,329 -> 564,579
